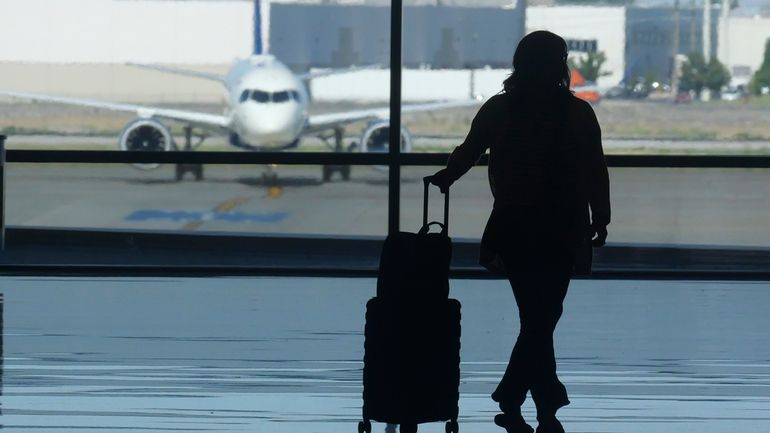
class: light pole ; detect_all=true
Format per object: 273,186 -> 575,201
672,0 -> 681,98
702,0 -> 712,100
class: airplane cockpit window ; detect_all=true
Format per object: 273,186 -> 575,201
251,90 -> 270,103
273,91 -> 290,103
290,90 -> 301,101
239,90 -> 250,103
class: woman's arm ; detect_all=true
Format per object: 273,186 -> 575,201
583,103 -> 611,243
429,97 -> 497,191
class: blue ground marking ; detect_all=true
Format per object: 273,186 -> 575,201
125,209 -> 290,223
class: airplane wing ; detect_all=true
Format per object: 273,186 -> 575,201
0,90 -> 231,130
126,62 -> 226,83
304,98 -> 481,135
297,64 -> 382,81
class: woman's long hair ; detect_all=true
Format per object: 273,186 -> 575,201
503,30 -> 571,97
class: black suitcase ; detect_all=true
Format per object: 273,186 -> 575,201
359,178 -> 461,433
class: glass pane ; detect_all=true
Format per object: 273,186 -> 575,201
6,163 -> 388,237
401,166 -> 492,240
0,0 -> 392,239
282,4 -> 392,155
0,0 -> 393,159
399,5 -> 524,155
403,166 -> 770,248
393,4 -> 770,156
607,167 -> 770,247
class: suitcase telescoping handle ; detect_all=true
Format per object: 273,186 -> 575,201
422,176 -> 449,234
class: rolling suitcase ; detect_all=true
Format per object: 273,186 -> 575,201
359,178 -> 461,433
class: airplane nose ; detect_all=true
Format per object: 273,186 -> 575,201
241,106 -> 299,146
258,117 -> 292,134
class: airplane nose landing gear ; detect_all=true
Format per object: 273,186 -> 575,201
322,127 -> 353,182
262,164 -> 279,185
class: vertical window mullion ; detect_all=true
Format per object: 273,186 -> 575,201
388,0 -> 403,236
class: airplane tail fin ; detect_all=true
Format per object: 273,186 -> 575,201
254,0 -> 263,55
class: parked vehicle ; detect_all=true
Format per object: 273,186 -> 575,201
570,69 -> 602,104
720,85 -> 747,101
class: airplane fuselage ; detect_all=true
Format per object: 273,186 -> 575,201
224,56 -> 309,149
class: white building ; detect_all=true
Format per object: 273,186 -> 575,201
0,0 -> 254,64
527,6 -> 626,88
0,0 -> 253,102
719,14 -> 770,87
4,0 -> 764,102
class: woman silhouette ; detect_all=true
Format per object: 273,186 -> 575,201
429,31 -> 610,433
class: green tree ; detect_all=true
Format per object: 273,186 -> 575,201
679,52 -> 730,97
679,52 -> 707,96
749,39 -> 770,95
568,51 -> 610,82
704,58 -> 730,94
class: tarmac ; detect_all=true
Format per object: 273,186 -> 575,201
4,159 -> 770,247
0,276 -> 768,432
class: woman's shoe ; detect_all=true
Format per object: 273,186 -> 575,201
494,413 -> 534,433
534,417 -> 564,433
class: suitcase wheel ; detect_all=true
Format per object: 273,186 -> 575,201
445,420 -> 459,433
400,424 -> 417,433
358,420 -> 372,433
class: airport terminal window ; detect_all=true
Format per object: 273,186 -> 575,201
1,0 -> 769,253
0,0 -> 395,240
395,3 -> 770,251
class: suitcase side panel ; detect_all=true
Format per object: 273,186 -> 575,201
363,297 -> 461,424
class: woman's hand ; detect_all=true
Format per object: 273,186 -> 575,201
426,168 -> 453,194
590,223 -> 608,247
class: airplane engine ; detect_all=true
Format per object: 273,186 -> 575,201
359,121 -> 412,154
118,118 -> 175,170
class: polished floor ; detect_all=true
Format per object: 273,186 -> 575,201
0,277 -> 768,432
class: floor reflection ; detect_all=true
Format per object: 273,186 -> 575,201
1,292 -> 4,424
0,278 -> 768,432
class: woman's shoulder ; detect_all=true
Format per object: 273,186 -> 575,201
471,93 -> 509,124
565,94 -> 601,139
567,94 -> 598,121
480,93 -> 509,111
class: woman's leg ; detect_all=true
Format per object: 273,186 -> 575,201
492,271 -> 571,420
491,273 -> 534,410
525,272 -> 570,423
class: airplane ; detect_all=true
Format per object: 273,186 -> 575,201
1,55 -> 480,183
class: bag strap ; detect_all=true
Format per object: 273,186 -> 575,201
422,177 -> 449,234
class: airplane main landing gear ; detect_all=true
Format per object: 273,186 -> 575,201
321,127 -> 353,182
176,163 -> 203,181
323,164 -> 350,182
175,126 -> 205,182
